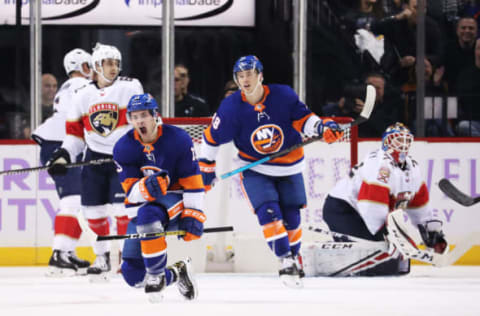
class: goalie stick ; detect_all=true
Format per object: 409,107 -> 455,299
0,158 -> 114,176
386,208 -> 479,267
96,226 -> 234,241
438,178 -> 480,207
219,85 -> 376,180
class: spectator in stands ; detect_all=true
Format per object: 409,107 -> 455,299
323,72 -> 401,137
370,0 -> 444,87
22,73 -> 59,139
456,38 -> 480,136
174,64 -> 210,117
441,16 -> 478,94
41,73 -> 58,122
223,80 -> 238,99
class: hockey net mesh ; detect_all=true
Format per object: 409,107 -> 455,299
162,116 -> 358,165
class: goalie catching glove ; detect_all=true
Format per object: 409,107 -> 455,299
418,220 -> 448,254
199,159 -> 216,191
179,208 -> 206,241
138,170 -> 170,201
46,148 -> 71,176
316,119 -> 344,144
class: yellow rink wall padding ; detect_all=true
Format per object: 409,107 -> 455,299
0,245 -> 479,266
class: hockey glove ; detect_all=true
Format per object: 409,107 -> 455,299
138,170 -> 170,201
316,118 -> 344,144
199,158 -> 216,192
179,208 -> 206,241
418,220 -> 448,254
46,148 -> 71,176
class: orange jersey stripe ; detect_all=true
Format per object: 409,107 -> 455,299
178,174 -> 204,190
121,178 -> 139,194
66,120 -> 85,138
292,113 -> 315,133
263,220 -> 287,241
203,126 -> 217,145
358,181 -> 390,205
408,182 -> 429,208
238,147 -> 304,165
141,237 -> 167,256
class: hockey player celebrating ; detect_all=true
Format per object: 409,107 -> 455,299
46,43 -> 143,280
311,122 -> 448,276
32,48 -> 93,276
198,55 -> 344,288
113,93 -> 205,302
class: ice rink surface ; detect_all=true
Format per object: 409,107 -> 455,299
0,266 -> 479,316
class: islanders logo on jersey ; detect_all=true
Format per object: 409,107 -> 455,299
251,124 -> 284,154
89,103 -> 119,136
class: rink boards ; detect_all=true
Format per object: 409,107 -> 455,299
0,140 -> 479,269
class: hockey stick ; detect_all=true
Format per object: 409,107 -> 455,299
96,226 -> 234,241
438,178 -> 480,207
219,85 -> 376,180
0,158 -> 114,176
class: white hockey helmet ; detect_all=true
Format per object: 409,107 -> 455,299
91,42 -> 122,73
63,48 -> 92,77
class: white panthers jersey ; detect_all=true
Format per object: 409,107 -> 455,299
328,148 -> 431,235
62,76 -> 143,158
32,77 -> 89,141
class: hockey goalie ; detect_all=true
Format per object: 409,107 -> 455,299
302,123 -> 449,277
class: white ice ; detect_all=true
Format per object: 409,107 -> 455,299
0,266 -> 479,316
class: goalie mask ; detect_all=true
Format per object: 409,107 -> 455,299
63,48 -> 92,78
91,42 -> 122,83
127,93 -> 162,125
382,122 -> 413,164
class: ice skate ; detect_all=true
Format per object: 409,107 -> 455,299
279,255 -> 303,289
144,273 -> 166,303
170,257 -> 198,300
87,252 -> 111,282
68,251 -> 90,275
46,250 -> 77,277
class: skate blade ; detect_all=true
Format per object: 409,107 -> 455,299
76,267 -> 88,276
182,258 -> 198,300
45,266 -> 76,278
88,272 -> 110,283
280,274 -> 304,289
147,292 -> 164,304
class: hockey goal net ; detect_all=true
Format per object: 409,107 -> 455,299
163,116 -> 358,166
162,116 -> 358,272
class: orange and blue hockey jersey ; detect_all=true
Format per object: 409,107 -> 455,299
113,124 -> 205,218
200,84 -> 322,176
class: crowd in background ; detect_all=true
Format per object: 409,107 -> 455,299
1,0 -> 480,139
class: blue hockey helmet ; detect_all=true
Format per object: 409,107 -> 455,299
127,93 -> 161,123
233,55 -> 263,77
382,122 -> 413,163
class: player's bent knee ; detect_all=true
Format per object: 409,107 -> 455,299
83,205 -> 109,219
121,258 -> 146,287
282,206 -> 301,230
255,201 -> 282,225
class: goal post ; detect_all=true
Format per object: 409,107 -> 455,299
162,117 -> 358,272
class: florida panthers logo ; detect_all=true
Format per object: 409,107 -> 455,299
251,124 -> 284,154
89,103 -> 119,136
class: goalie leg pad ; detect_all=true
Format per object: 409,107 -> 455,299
256,202 -> 290,258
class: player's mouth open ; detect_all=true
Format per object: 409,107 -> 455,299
139,127 -> 147,134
